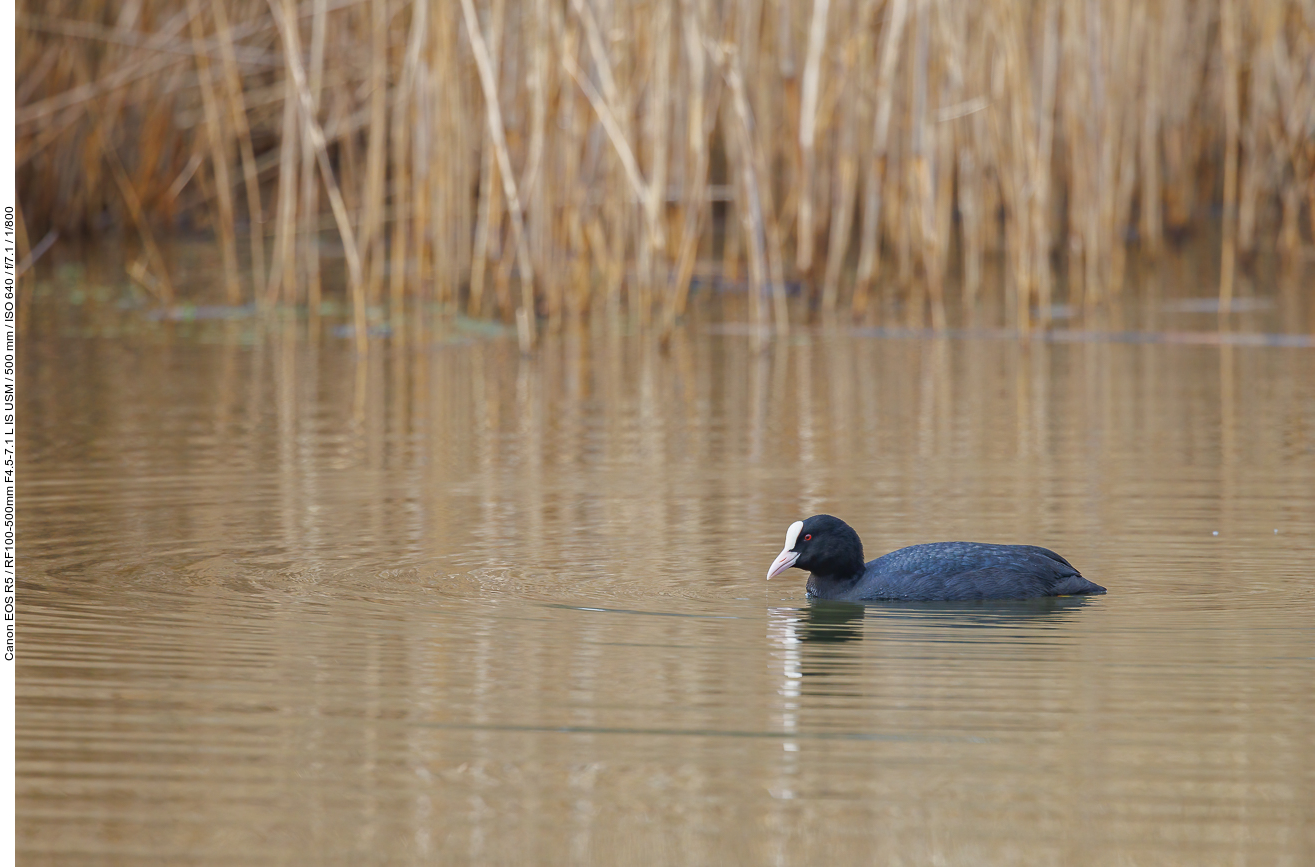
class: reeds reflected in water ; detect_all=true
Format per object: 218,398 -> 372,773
17,318 -> 1315,864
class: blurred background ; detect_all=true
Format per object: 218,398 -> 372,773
16,0 -> 1315,337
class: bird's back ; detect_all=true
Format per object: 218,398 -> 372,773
853,541 -> 1105,601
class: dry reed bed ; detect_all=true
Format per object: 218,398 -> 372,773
17,0 -> 1315,346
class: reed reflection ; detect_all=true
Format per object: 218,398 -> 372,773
17,308 -> 1315,866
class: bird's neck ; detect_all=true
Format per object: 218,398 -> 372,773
806,569 -> 862,599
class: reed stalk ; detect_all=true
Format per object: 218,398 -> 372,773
186,0 -> 241,304
300,0 -> 328,320
390,0 -> 428,321
97,122 -> 175,304
564,9 -> 667,271
466,0 -> 504,319
210,0 -> 266,299
852,0 -> 908,315
1219,0 -> 1240,316
796,0 -> 831,276
662,0 -> 720,338
524,0 -> 552,321
819,18 -> 858,316
1031,0 -> 1059,327
267,65 -> 299,305
267,0 -> 365,353
460,0 -> 537,350
15,0 -> 1315,335
711,40 -> 771,340
642,0 -> 672,309
363,0 -> 388,304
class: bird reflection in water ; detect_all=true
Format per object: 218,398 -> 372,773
769,595 -> 1103,688
797,601 -> 868,645
765,590 -> 1104,802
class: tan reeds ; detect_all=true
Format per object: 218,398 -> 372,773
711,39 -> 771,340
267,0 -> 365,352
267,55 -> 300,305
362,0 -> 387,304
99,127 -> 175,304
795,0 -> 831,278
187,0 -> 241,304
662,0 -> 721,339
210,0 -> 266,299
299,0 -> 328,319
460,0 -> 537,350
1219,0 -> 1240,316
852,0 -> 908,315
389,0 -> 428,322
14,0 -> 1315,337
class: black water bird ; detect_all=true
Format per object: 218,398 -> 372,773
766,515 -> 1105,601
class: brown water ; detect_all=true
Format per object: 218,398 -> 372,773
16,291 -> 1315,865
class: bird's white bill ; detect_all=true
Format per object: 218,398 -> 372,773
766,520 -> 804,580
766,548 -> 800,580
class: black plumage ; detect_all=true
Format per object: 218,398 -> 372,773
766,514 -> 1106,601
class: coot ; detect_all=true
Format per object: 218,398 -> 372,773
766,515 -> 1105,601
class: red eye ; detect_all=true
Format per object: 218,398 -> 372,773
803,534 -> 812,541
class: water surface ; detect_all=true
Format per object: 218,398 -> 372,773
17,297 -> 1315,865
